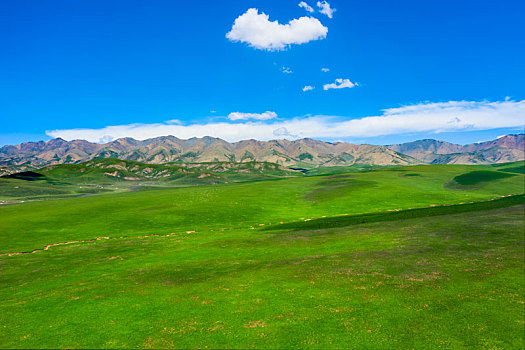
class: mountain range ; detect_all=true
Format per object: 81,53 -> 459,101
0,134 -> 523,171
387,134 -> 524,164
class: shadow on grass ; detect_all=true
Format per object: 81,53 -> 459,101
262,194 -> 525,232
304,178 -> 375,202
498,166 -> 525,174
1,171 -> 45,181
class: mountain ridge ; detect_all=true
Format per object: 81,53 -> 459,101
1,134 -> 523,170
0,136 -> 418,169
387,134 -> 524,164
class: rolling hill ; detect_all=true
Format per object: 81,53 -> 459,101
0,158 -> 301,201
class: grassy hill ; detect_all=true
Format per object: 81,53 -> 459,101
0,158 -> 300,201
0,162 -> 523,348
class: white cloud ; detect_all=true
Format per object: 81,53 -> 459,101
228,111 -> 277,121
98,135 -> 114,143
323,78 -> 357,90
317,1 -> 336,18
302,85 -> 315,91
226,8 -> 328,51
321,67 -> 330,72
281,66 -> 293,74
298,1 -> 314,13
273,126 -> 299,138
46,100 -> 525,143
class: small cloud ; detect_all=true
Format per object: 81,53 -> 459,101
281,66 -> 293,74
98,135 -> 115,144
298,1 -> 314,13
210,110 -> 217,114
317,1 -> 336,18
321,67 -> 330,72
166,119 -> 183,124
273,126 -> 299,138
323,78 -> 357,90
302,85 -> 315,91
226,8 -> 328,51
228,111 -> 277,121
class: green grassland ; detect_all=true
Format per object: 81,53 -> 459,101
0,161 -> 523,348
1,163 -> 523,253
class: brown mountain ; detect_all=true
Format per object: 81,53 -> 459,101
0,136 -> 419,170
388,134 -> 524,164
2,134 -> 522,170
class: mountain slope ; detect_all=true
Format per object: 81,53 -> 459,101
388,134 -> 524,164
2,134 -> 522,170
0,136 -> 419,170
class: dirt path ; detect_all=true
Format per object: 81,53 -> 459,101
0,231 -> 197,257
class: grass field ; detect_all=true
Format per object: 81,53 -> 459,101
0,162 -> 523,348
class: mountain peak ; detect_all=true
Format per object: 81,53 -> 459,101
388,134 -> 524,164
0,134 -> 522,170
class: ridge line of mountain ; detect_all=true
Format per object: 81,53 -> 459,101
0,134 -> 523,170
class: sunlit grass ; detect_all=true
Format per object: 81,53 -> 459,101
0,162 -> 523,348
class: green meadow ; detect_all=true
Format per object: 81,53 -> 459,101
0,162 -> 523,348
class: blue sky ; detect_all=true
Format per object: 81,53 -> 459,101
0,0 -> 524,146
